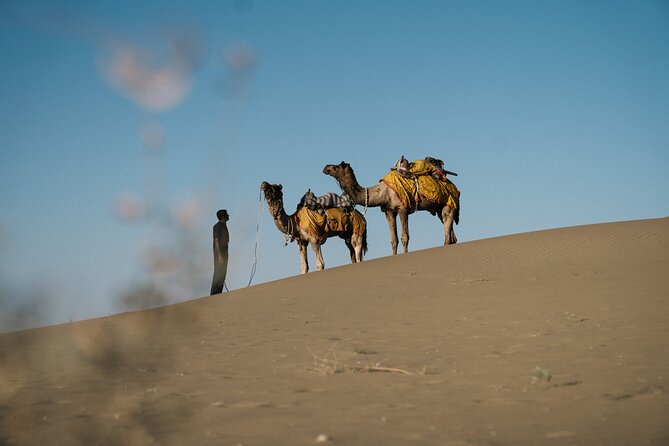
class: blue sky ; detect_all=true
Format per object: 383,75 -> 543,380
1,0 -> 668,331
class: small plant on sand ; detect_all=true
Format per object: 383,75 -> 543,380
309,344 -> 422,376
532,366 -> 553,384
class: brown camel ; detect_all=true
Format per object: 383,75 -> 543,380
260,181 -> 368,274
323,161 -> 459,255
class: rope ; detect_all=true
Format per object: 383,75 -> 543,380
412,176 -> 420,213
363,188 -> 369,215
223,189 -> 263,292
282,213 -> 295,245
246,188 -> 264,287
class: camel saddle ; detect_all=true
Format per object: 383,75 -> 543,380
295,206 -> 366,244
382,158 -> 460,220
299,190 -> 355,213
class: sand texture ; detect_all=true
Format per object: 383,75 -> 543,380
1,218 -> 668,445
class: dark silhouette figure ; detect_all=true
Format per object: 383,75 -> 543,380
210,209 -> 230,295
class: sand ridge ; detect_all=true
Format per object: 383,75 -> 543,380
1,218 -> 668,445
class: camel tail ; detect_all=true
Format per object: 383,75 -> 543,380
362,226 -> 368,255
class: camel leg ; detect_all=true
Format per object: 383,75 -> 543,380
298,242 -> 309,274
311,242 -> 325,270
351,234 -> 364,262
385,209 -> 399,255
399,209 -> 410,253
344,237 -> 356,263
441,206 -> 457,245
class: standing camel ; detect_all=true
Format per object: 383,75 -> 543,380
260,181 -> 367,274
323,161 -> 459,255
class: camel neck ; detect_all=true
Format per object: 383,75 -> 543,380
336,173 -> 367,205
340,178 -> 387,207
268,201 -> 296,237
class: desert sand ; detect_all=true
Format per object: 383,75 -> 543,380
1,218 -> 668,445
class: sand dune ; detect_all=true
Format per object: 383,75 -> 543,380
1,218 -> 668,445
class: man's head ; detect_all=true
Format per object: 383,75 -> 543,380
216,209 -> 229,222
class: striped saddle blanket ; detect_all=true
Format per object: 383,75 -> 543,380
299,190 -> 355,212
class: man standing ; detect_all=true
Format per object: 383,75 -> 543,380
210,209 -> 229,295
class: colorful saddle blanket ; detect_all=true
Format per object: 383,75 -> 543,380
295,206 -> 366,243
381,159 -> 460,214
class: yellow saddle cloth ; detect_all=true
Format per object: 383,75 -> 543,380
381,159 -> 460,211
295,207 -> 366,243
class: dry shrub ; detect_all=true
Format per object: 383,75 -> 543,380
309,344 -> 422,376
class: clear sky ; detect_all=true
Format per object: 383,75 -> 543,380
1,0 -> 668,331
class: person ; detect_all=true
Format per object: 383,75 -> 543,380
210,209 -> 230,295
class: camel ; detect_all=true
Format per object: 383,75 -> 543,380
323,161 -> 459,255
260,181 -> 368,274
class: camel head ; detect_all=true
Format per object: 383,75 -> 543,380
322,161 -> 352,179
260,181 -> 283,202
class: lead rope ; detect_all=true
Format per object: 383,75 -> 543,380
245,188 -> 264,287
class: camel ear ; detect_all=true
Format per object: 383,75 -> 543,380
278,184 -> 283,190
